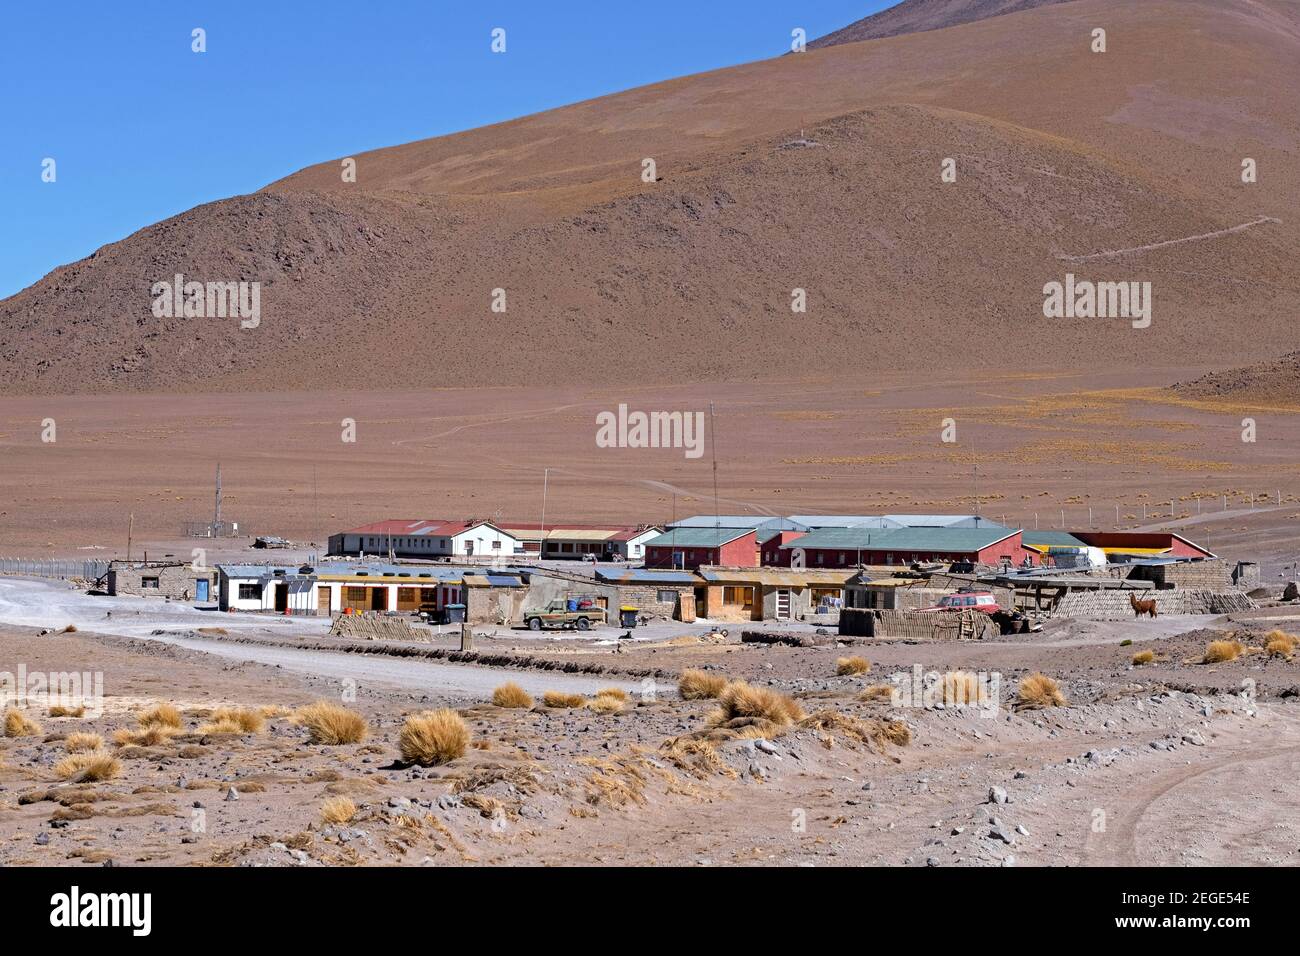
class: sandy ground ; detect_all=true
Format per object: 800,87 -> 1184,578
3,583 -> 1298,867
2,373 -> 1299,576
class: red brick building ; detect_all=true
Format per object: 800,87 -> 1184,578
768,526 -> 1028,569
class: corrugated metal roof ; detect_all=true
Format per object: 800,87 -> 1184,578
882,514 -> 1006,529
780,526 -> 1017,552
644,527 -> 754,548
697,568 -> 856,586
1022,531 -> 1088,551
594,568 -> 701,584
667,515 -> 808,531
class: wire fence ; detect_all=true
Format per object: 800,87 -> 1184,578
0,557 -> 110,581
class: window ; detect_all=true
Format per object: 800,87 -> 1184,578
492,540 -> 501,550
656,590 -> 677,603
141,576 -> 160,589
238,583 -> 260,600
722,586 -> 754,608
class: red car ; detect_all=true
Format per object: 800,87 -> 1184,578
918,591 -> 1001,614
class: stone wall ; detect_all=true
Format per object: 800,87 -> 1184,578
839,608 -> 996,640
1052,588 -> 1256,619
1125,559 -> 1232,591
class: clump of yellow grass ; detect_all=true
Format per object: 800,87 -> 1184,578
835,656 -> 870,676
321,796 -> 357,825
1203,640 -> 1244,664
586,693 -> 625,715
3,708 -> 41,737
399,709 -> 469,766
54,751 -> 121,782
48,705 -> 86,718
542,690 -> 586,709
137,703 -> 182,730
491,683 -> 533,709
1016,673 -> 1067,710
293,700 -> 368,745
678,669 -> 726,700
65,732 -> 104,753
1265,630 -> 1296,659
1132,650 -> 1155,665
711,681 -> 803,734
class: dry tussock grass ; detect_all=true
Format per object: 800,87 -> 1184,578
491,683 -> 533,709
835,656 -> 870,676
4,708 -> 41,737
321,796 -> 357,824
210,707 -> 266,734
717,681 -> 803,726
1017,673 -> 1067,709
260,704 -> 293,719
112,725 -> 179,747
48,705 -> 86,718
586,693 -> 626,715
294,701 -> 369,745
399,709 -> 469,766
798,710 -> 911,751
1265,631 -> 1296,659
859,684 -> 894,702
54,751 -> 121,782
595,687 -> 629,702
1132,650 -> 1155,665
1203,640 -> 1245,664
542,690 -> 586,708
659,736 -> 736,779
197,717 -> 245,735
65,732 -> 103,753
678,669 -> 727,700
579,757 -> 647,808
137,703 -> 182,730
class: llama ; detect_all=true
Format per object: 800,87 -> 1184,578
1129,591 -> 1158,618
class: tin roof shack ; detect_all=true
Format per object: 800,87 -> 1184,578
1119,557 -> 1233,591
843,572 -> 953,611
644,528 -> 758,569
593,568 -> 702,620
696,567 -> 855,622
108,561 -> 216,602
462,572 -> 528,624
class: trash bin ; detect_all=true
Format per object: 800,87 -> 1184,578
443,603 -> 466,624
619,606 -> 639,628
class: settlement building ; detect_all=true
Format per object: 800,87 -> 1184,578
327,520 -> 522,561
643,528 -> 758,569
769,526 -> 1028,569
495,522 -> 662,561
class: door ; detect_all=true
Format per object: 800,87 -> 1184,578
775,588 -> 792,619
273,583 -> 288,613
318,586 -> 331,614
465,540 -> 474,556
195,579 -> 209,602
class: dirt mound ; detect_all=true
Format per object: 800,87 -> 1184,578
1171,351 -> 1300,405
808,0 -> 1071,48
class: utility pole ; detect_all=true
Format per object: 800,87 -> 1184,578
540,468 -> 549,564
709,402 -> 720,533
127,513 -> 134,562
213,462 -> 223,537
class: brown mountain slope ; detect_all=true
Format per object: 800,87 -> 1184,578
808,0 -> 1072,48
3,0 -> 1299,395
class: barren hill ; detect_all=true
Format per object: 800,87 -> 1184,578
3,0 -> 1299,395
807,0 -> 1071,47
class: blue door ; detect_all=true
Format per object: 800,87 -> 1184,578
195,579 -> 210,601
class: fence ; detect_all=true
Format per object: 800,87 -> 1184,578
0,557 -> 110,582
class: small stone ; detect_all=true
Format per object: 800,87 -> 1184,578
988,786 -> 1008,805
225,786 -> 239,801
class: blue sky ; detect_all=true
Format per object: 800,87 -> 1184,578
0,1 -> 886,299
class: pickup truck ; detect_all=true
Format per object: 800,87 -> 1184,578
522,600 -> 607,631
